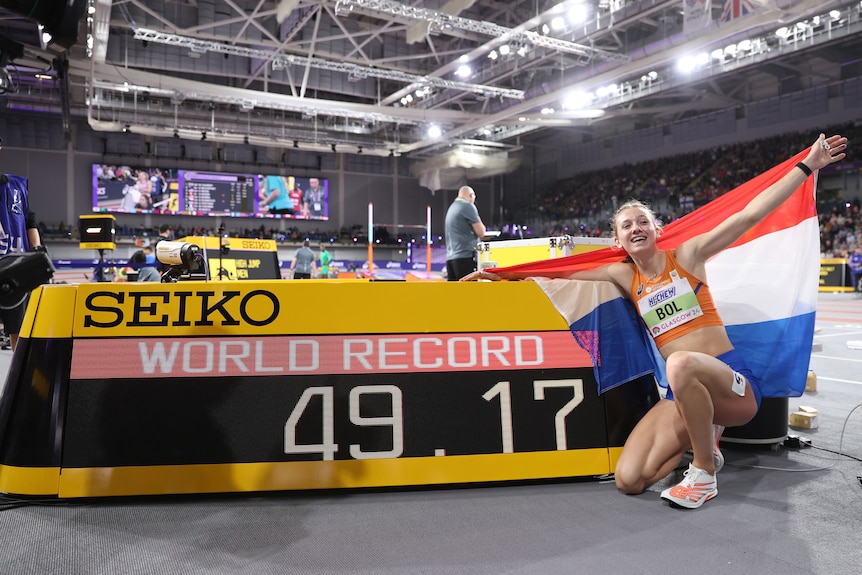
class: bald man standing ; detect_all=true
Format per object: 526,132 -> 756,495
444,185 -> 486,281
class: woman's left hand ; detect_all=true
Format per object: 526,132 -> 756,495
805,133 -> 848,171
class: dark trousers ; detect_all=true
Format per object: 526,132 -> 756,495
446,257 -> 476,281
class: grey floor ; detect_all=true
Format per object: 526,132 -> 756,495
1,294 -> 861,575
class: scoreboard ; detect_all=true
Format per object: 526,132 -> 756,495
180,171 -> 257,215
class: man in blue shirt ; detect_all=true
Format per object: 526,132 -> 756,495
0,169 -> 43,350
302,178 -> 326,219
849,246 -> 862,292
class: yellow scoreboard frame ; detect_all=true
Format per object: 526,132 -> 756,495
180,236 -> 281,280
0,280 -> 657,498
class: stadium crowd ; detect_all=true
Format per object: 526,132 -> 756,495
515,122 -> 862,260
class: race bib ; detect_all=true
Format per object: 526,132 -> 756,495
637,271 -> 703,339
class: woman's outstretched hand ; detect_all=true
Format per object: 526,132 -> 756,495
805,133 -> 848,171
460,270 -> 503,281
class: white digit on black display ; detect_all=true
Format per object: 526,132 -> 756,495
284,386 -> 338,460
482,381 -> 514,453
348,385 -> 404,459
533,379 -> 584,450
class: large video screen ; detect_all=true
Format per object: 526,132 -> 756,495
256,175 -> 329,220
93,165 -> 181,214
92,164 -> 329,220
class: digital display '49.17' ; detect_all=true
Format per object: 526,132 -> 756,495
279,371 -> 607,462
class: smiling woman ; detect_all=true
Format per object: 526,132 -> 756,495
463,132 -> 849,509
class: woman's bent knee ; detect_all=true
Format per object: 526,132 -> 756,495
614,461 -> 647,494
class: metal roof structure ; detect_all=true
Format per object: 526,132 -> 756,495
1,0 -> 860,164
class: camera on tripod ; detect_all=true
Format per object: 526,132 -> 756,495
155,241 -> 208,283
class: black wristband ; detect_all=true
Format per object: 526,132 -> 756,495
796,162 -> 812,177
30,245 -> 47,253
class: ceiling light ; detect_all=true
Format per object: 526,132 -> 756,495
551,16 -> 565,30
516,45 -> 528,57
677,56 -> 697,74
455,64 -> 472,78
427,124 -> 442,138
488,50 -> 498,60
122,124 -> 130,133
499,45 -> 510,56
38,24 -> 52,48
568,5 -> 589,24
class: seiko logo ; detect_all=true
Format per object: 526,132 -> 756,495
239,240 -> 271,250
83,289 -> 280,328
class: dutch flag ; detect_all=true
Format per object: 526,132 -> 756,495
494,150 -> 819,398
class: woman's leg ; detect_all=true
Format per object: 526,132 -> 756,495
614,399 -> 689,494
664,350 -> 758,474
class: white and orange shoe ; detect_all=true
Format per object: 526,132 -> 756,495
661,464 -> 718,509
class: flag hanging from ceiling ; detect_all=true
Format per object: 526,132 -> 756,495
494,150 -> 819,398
720,0 -> 759,23
684,0 -> 712,33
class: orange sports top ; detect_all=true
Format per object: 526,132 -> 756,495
628,249 -> 724,348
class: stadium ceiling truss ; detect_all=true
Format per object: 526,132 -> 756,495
0,0 -> 861,159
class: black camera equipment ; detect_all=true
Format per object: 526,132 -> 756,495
155,241 -> 208,283
0,251 -> 55,309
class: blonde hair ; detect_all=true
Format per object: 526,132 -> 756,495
611,199 -> 662,239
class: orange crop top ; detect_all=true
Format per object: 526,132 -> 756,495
628,250 -> 724,348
